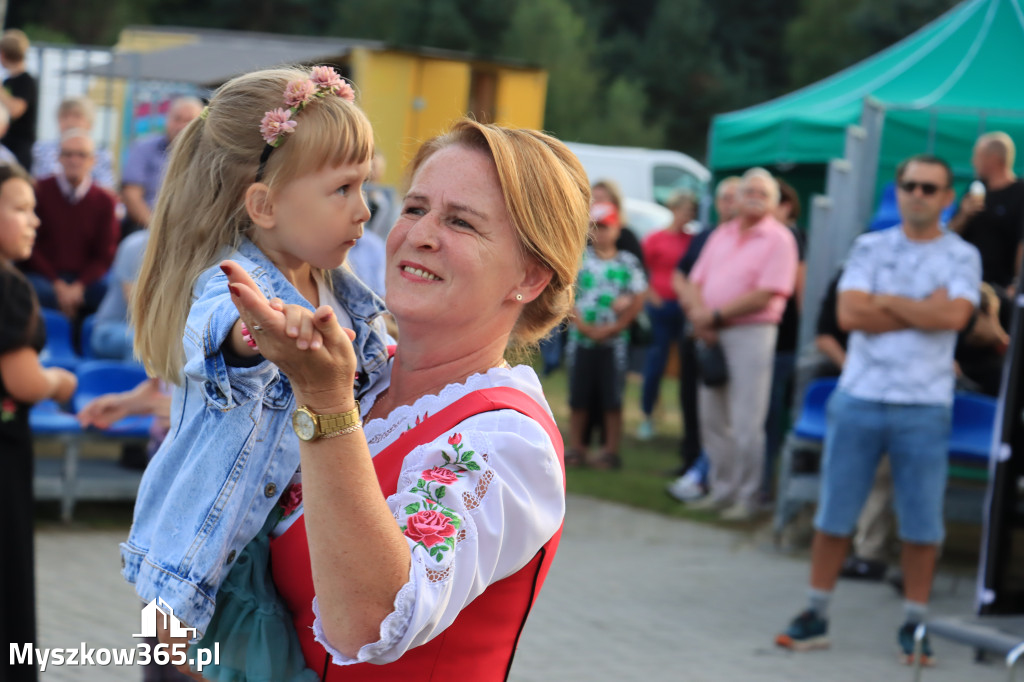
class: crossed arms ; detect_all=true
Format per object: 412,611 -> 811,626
837,288 -> 974,334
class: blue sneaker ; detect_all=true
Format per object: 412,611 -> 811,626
636,418 -> 655,441
898,622 -> 935,666
776,609 -> 830,651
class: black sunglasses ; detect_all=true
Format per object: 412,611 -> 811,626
899,181 -> 944,196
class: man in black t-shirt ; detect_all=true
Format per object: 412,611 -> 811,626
950,131 -> 1024,291
0,29 -> 37,172
763,180 -> 807,504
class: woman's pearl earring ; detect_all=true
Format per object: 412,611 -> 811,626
515,293 -> 523,301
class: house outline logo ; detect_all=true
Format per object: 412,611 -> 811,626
133,598 -> 197,640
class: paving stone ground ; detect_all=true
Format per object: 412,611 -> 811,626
29,495 -> 1009,681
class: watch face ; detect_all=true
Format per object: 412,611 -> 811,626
293,409 -> 317,441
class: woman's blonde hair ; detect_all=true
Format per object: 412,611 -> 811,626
133,66 -> 374,383
406,119 -> 591,351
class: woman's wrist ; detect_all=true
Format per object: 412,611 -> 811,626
293,386 -> 357,414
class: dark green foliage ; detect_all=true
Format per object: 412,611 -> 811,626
10,0 -> 962,157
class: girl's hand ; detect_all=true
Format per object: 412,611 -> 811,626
49,367 -> 77,403
220,261 -> 358,412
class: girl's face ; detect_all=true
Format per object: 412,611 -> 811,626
591,185 -> 613,206
259,159 -> 373,272
589,220 -> 621,251
385,145 -> 542,336
0,178 -> 39,263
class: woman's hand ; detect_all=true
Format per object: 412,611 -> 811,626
220,261 -> 358,412
77,392 -> 133,429
155,620 -> 206,681
77,377 -> 168,429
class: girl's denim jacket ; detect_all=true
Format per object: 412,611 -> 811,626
120,238 -> 389,634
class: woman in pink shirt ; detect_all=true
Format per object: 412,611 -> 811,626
637,192 -> 697,439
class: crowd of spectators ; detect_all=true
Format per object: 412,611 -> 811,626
6,66 -> 203,351
3,30 -> 1021,671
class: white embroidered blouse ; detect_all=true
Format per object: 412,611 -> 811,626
305,363 -> 565,665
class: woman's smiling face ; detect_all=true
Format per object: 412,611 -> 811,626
385,145 -> 528,334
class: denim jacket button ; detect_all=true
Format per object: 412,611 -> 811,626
264,482 -> 278,498
227,550 -> 236,564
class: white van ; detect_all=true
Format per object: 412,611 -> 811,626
564,142 -> 711,206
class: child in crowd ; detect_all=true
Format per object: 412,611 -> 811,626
0,30 -> 37,171
122,66 -> 391,680
566,201 -> 647,469
0,163 -> 78,682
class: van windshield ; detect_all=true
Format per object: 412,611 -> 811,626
653,165 -> 704,205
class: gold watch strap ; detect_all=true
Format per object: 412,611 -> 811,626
316,402 -> 362,439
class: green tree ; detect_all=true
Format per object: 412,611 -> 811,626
501,0 -> 597,139
329,0 -> 415,42
637,0 -> 739,156
502,0 -> 661,147
332,0 -> 517,57
706,0 -> 801,102
576,77 -> 666,148
10,0 -> 151,45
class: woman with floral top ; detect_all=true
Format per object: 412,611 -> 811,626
220,119 -> 590,680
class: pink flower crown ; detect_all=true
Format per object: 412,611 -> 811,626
255,66 -> 355,181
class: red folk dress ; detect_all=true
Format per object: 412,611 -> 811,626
270,366 -> 565,680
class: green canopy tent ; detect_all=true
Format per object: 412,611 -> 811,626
709,0 -> 1024,198
707,0 -> 1024,349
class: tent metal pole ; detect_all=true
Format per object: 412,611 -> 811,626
856,100 -> 886,232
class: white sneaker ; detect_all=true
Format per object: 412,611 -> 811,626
636,418 -> 655,441
720,503 -> 755,522
687,494 -> 730,511
666,470 -> 705,502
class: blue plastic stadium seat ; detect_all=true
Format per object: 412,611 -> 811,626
29,399 -> 81,436
949,391 -> 997,462
791,377 -> 838,442
80,314 -> 97,359
72,360 -> 153,438
38,309 -> 82,371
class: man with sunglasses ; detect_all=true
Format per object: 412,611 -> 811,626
21,129 -> 119,324
950,132 -> 1024,295
776,155 -> 981,666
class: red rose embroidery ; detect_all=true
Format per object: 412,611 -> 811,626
422,466 -> 458,485
448,433 -> 462,446
403,510 -> 456,548
279,483 -> 303,517
2,398 -> 15,413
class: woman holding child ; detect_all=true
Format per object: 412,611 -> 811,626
127,65 -> 590,680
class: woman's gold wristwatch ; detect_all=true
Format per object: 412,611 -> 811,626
292,402 -> 361,441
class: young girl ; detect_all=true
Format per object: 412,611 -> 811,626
0,163 -> 78,682
121,67 -> 390,676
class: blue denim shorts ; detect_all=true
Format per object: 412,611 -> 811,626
814,390 -> 951,544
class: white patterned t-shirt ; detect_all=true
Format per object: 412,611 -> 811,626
838,226 -> 981,405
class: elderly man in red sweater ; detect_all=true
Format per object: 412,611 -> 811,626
22,129 -> 119,321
